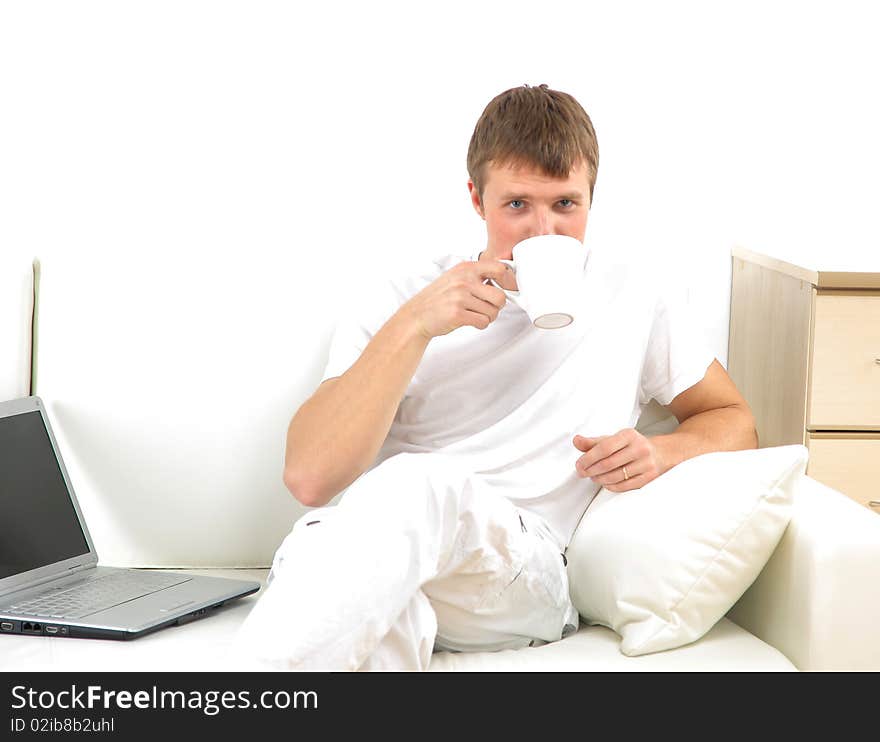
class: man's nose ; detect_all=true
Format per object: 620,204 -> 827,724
529,208 -> 557,237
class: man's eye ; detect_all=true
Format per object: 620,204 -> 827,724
509,200 -> 524,209
559,199 -> 573,207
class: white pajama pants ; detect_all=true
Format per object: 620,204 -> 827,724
231,452 -> 580,671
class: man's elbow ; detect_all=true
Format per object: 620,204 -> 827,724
282,466 -> 334,508
736,404 -> 759,450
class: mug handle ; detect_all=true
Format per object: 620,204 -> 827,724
483,259 -> 520,303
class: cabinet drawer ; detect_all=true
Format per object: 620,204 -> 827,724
808,293 -> 880,428
806,435 -> 880,513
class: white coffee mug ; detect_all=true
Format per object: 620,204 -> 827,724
487,234 -> 589,329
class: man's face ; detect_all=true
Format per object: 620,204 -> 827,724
468,159 -> 591,262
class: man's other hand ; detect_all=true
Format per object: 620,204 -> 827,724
573,429 -> 666,492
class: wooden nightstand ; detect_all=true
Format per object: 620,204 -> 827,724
728,246 -> 880,513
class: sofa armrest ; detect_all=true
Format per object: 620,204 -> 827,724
727,474 -> 880,671
0,257 -> 34,401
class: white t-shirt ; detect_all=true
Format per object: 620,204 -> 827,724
321,246 -> 715,549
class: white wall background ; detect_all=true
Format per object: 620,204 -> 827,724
1,1 -> 878,565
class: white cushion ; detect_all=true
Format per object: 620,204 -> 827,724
566,444 -> 808,656
0,569 -> 794,672
428,618 -> 795,671
35,254 -> 317,567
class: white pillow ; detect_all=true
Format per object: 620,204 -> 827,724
566,444 -> 808,656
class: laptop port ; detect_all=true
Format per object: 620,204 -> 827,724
1,622 -> 13,632
45,626 -> 59,635
21,622 -> 42,634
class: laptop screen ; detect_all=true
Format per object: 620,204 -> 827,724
0,410 -> 90,579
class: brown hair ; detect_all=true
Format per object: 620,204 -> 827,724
467,83 -> 599,206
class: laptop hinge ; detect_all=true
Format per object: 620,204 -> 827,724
67,562 -> 96,573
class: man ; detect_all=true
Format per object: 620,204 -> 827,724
232,83 -> 757,671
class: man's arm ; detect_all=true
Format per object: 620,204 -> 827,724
573,360 -> 758,491
649,404 -> 757,473
283,260 -> 514,508
649,358 -> 758,475
283,310 -> 429,508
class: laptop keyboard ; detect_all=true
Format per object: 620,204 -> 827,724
7,571 -> 192,620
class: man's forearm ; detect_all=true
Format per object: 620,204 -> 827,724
650,404 -> 758,476
284,307 -> 430,507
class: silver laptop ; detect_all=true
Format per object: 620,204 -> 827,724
0,396 -> 260,640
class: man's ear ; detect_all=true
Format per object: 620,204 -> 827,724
467,179 -> 485,219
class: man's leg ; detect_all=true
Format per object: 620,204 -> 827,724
230,452 -> 577,670
231,453 -> 486,670
426,506 -> 579,654
356,589 -> 437,671
359,501 -> 579,666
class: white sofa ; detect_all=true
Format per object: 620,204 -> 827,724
2,255 -> 879,672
